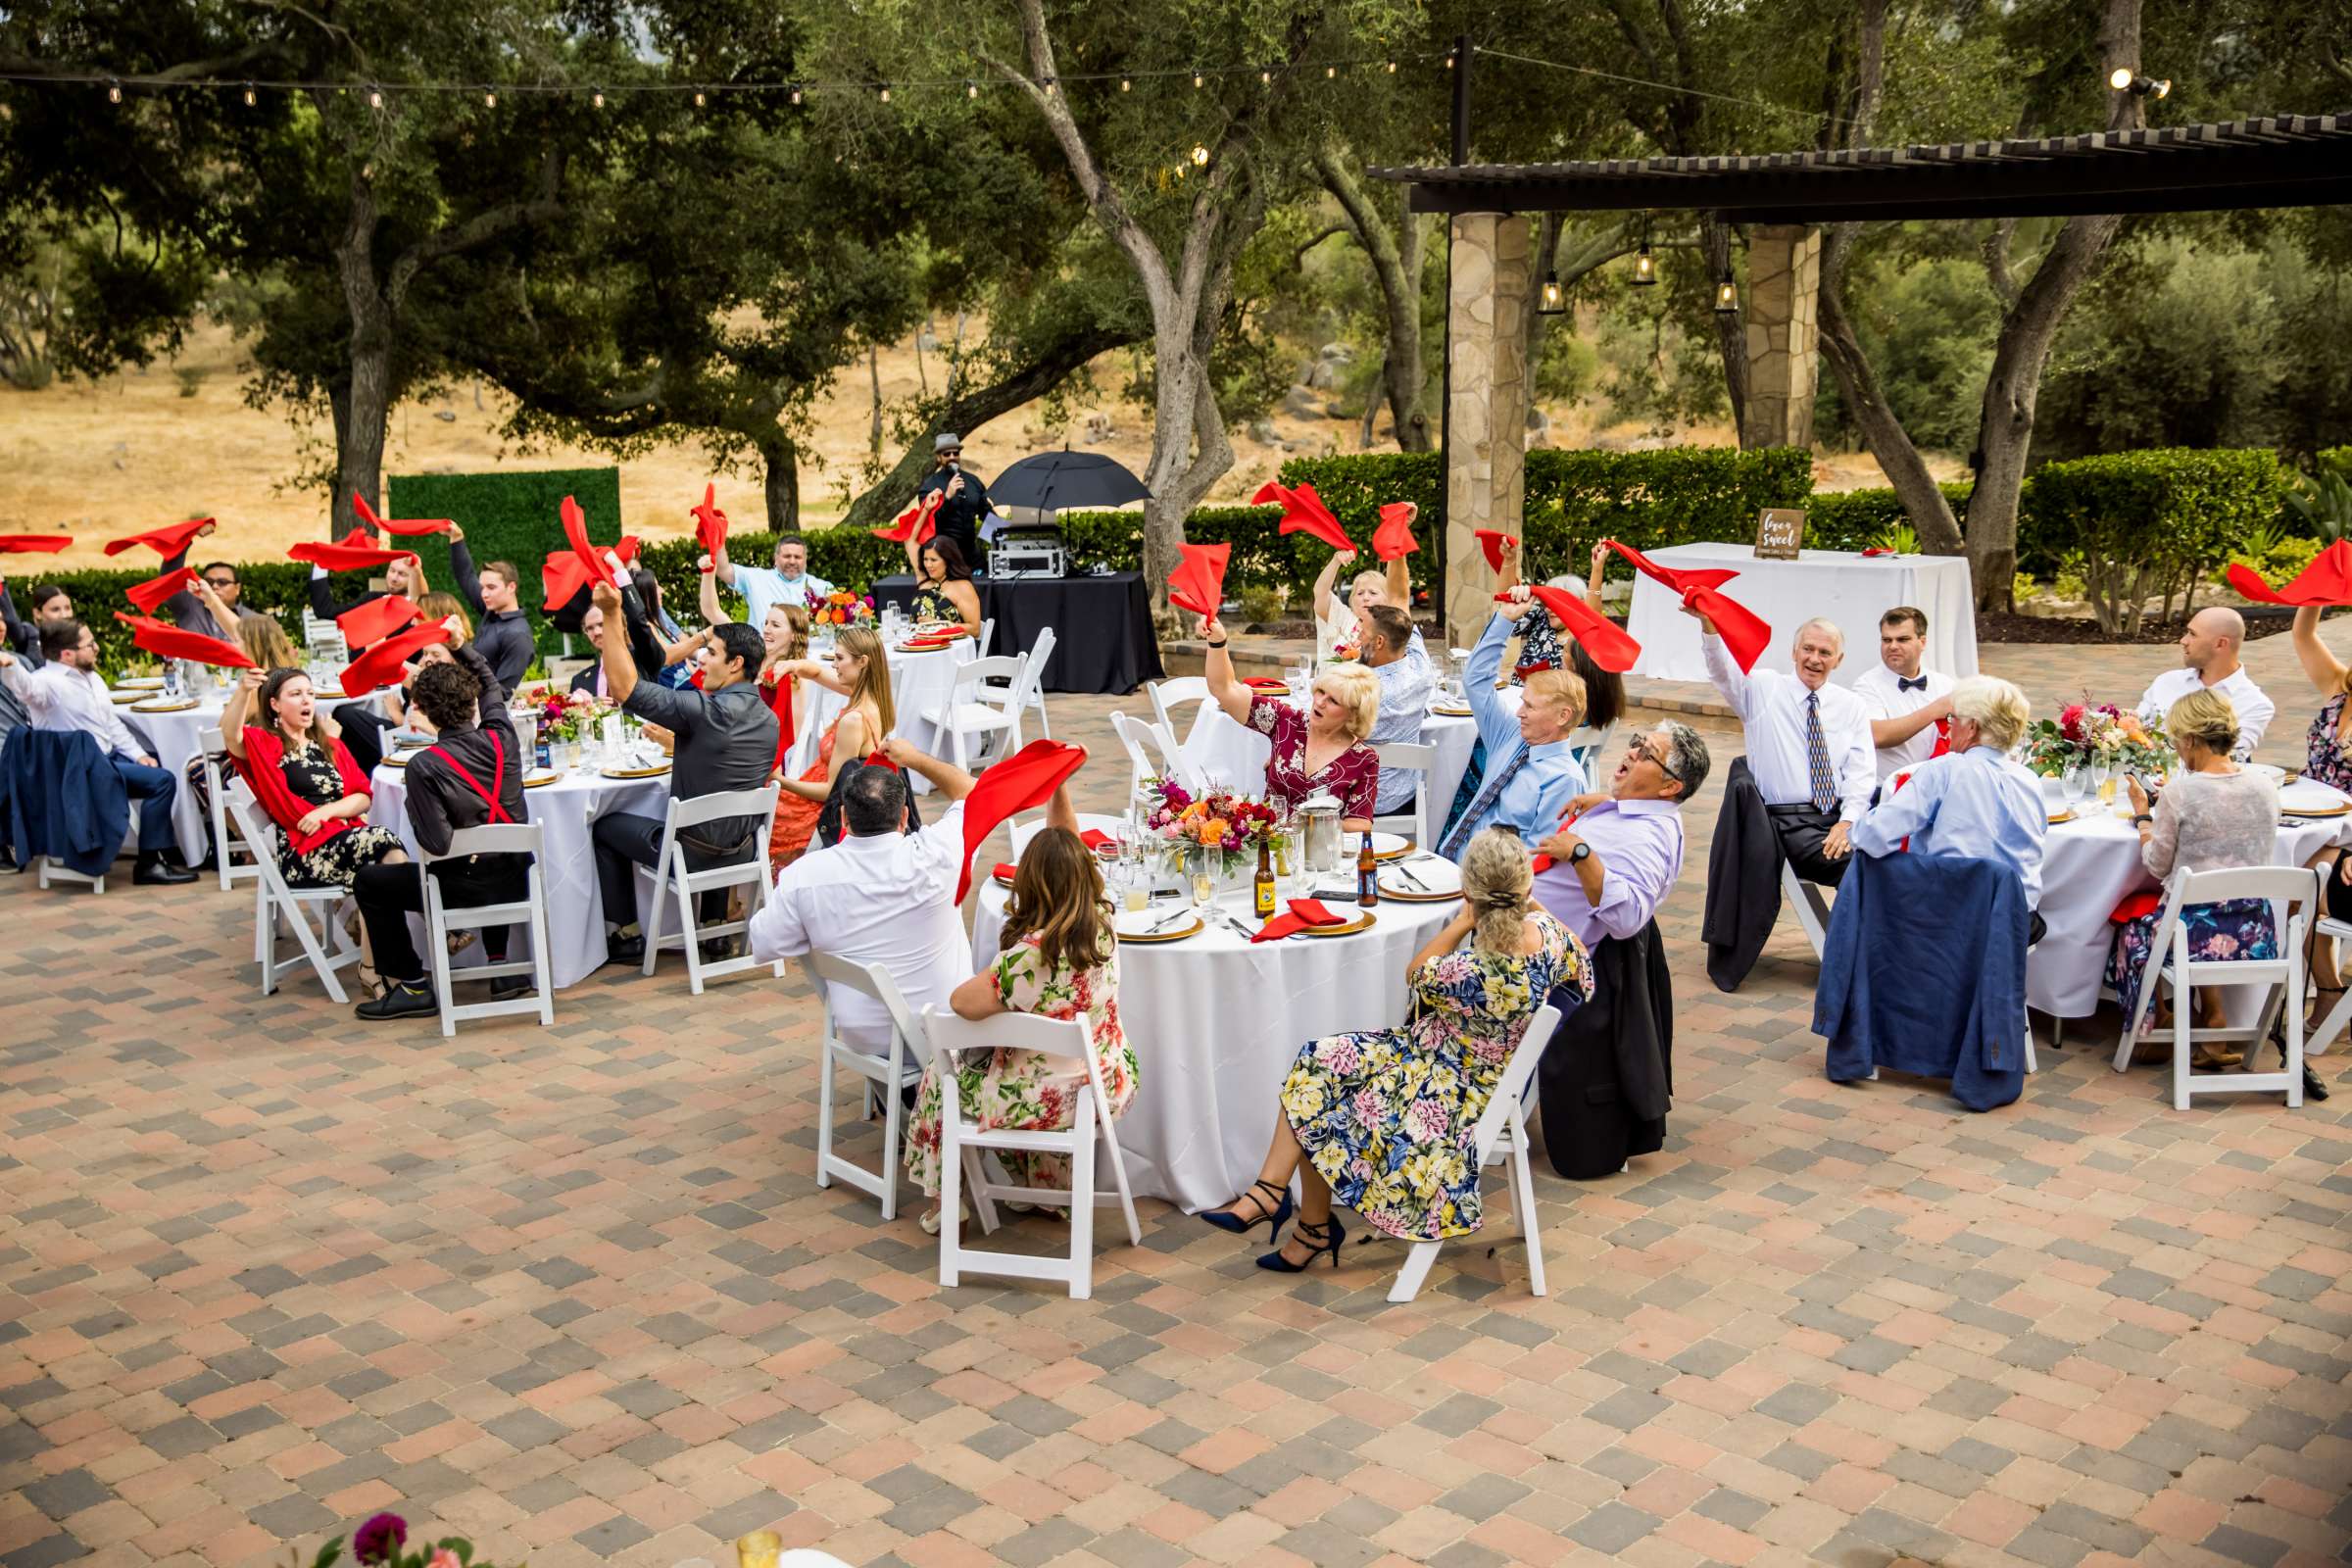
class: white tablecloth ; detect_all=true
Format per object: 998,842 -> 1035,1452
2028,800 -> 2343,1017
368,760 -> 669,988
794,642 -> 976,776
971,879 -> 1454,1211
122,691 -> 380,861
1625,544 -> 1979,687
1177,701 -> 1479,840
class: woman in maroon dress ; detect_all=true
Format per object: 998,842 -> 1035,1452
1199,614 -> 1380,831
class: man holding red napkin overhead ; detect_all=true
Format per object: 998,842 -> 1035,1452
0,621 -> 195,883
306,529 -> 450,623
1693,606 -> 1874,887
1435,587 -> 1591,860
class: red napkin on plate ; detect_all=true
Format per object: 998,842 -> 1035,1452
2230,539 -> 2352,607
124,565 -> 198,613
350,493 -> 453,537
105,517 -> 214,559
1506,585 -> 1642,674
111,611 -> 255,669
339,620 -> 452,697
1242,676 -> 1289,692
992,862 -> 1018,882
1859,547 -> 1897,558
953,739 -> 1089,903
0,534 -> 74,554
1079,828 -> 1112,852
2110,892 -> 2161,924
871,489 -> 942,545
291,537 -> 416,572
337,594 -> 420,648
691,483 -> 728,565
1602,539 -> 1771,673
1253,898 -> 1348,943
1373,502 -> 1419,561
1252,481 -> 1351,555
1169,540 -> 1231,619
1474,529 -> 1517,571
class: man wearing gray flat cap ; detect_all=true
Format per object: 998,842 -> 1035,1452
914,432 -> 993,575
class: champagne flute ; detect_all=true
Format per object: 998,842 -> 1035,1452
2061,763 -> 2085,810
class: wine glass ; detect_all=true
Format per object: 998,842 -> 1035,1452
1189,848 -> 1216,912
2091,760 -> 2113,807
2060,763 -> 2085,810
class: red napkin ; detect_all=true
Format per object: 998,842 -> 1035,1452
2230,539 -> 2352,607
1603,539 -> 1771,673
350,493 -> 453,537
111,611 -> 256,669
1513,662 -> 1555,680
124,565 -> 198,613
1860,547 -> 1897,559
1079,828 -> 1112,852
337,595 -> 420,648
1474,529 -> 1517,571
1252,481 -> 1351,555
1253,897 -> 1348,943
105,517 -> 214,559
0,534 -> 74,554
1169,540 -> 1232,619
1373,502 -> 1419,562
291,538 -> 416,572
2110,891 -> 2161,924
339,620 -> 452,697
871,490 -> 942,545
1507,585 -> 1642,674
692,483 -> 728,566
953,739 -> 1088,903
992,862 -> 1018,882
540,522 -> 641,611
1242,676 -> 1288,692
760,667 -> 795,765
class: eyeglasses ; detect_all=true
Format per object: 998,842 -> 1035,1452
1626,735 -> 1683,781
204,576 -> 237,588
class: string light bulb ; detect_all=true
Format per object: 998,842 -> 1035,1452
1387,60 -> 1397,74
368,86 -> 383,109
1326,65 -> 1337,78
242,82 -> 257,106
108,79 -> 122,104
1193,73 -> 1203,88
1041,78 -> 1053,96
1191,143 -> 1209,166
483,90 -> 497,108
2108,67 -> 2170,96
592,88 -> 605,108
966,80 -> 977,98
694,89 -> 706,107
789,84 -> 802,105
1120,77 -> 1131,92
879,82 -> 892,102
1260,68 -> 1272,84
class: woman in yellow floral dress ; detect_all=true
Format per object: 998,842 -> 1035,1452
1203,829 -> 1590,1269
905,827 -> 1140,1232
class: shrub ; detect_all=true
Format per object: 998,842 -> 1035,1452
2022,447 -> 2287,632
1804,483 -> 1976,554
385,467 -> 624,648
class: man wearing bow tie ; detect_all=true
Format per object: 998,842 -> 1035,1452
1851,608 -> 1955,781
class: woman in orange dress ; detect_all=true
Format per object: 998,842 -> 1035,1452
768,624 -> 895,867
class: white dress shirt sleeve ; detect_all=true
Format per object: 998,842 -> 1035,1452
747,874 -> 810,962
1835,704 -> 1876,823
1850,758 -> 1945,859
0,658 -> 37,710
1700,632 -> 1757,722
2231,677 -> 2276,757
910,802 -> 970,897
1464,614 -> 1517,754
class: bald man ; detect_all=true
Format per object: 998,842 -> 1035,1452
2134,607 -> 2275,760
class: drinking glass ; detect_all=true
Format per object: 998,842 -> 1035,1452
2060,764 -> 2085,808
2091,760 -> 2114,806
1121,865 -> 1150,914
1189,849 -> 1216,911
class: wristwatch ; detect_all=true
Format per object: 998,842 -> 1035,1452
2131,812 -> 2153,826
1568,842 -> 1592,863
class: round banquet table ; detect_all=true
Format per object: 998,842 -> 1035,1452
2028,796 -> 2347,1018
970,876 -> 1455,1212
122,689 -> 382,863
1623,544 -> 1979,687
1175,699 -> 1479,840
792,640 -> 976,776
368,759 -> 670,989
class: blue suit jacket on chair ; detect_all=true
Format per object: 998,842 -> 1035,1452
1,728 -> 130,878
1813,849 -> 2029,1111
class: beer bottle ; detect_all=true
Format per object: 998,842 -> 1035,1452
1357,831 -> 1379,907
1253,838 -> 1277,919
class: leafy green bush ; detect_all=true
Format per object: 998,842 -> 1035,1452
1804,483 -> 1976,553
2023,447 -> 2287,632
385,467 -> 623,647
2217,530 -> 2321,592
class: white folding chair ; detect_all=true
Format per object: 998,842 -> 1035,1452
1147,676 -> 1214,743
921,655 -> 1027,772
975,617 -> 996,660
1388,1000 -> 1564,1303
32,856 -> 106,894
635,784 -> 784,995
1566,720 -> 1618,780
421,822 -> 555,1036
924,1004 -> 1141,1299
300,612 -> 350,667
224,780 -> 362,1003
1016,625 -> 1055,739
1782,862 -> 1833,960
2311,909 -> 2352,1055
803,954 -> 933,1220
205,743 -> 262,892
2113,865 -> 2316,1110
1371,739 -> 1438,852
1108,711 -> 1183,801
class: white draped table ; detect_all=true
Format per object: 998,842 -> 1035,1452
121,690 -> 381,862
971,877 -> 1454,1211
1624,544 -> 1979,687
1175,700 -> 1479,842
368,760 -> 668,988
793,641 -> 976,776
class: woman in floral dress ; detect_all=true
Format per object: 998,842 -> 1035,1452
1202,829 -> 1591,1269
905,827 -> 1140,1232
2285,605 -> 2352,1039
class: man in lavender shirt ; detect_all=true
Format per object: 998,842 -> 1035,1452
1531,720 -> 1709,948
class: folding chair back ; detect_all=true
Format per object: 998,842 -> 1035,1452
1148,677 -> 1213,743
1109,711 -> 1183,801
205,742 -> 262,892
1370,739 -> 1438,853
926,656 -> 1026,771
223,779 -> 361,1003
421,821 -> 555,1035
802,952 -> 930,1219
637,783 -> 783,993
1018,625 -> 1056,739
2113,863 -> 2316,1110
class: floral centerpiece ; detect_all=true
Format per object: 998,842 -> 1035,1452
308,1509 -> 500,1568
1138,777 -> 1293,880
538,692 -> 613,744
812,589 -> 876,628
2019,699 -> 2170,777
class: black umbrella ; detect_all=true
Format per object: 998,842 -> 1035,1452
987,450 -> 1152,514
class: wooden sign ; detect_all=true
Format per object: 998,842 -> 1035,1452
1754,508 -> 1807,560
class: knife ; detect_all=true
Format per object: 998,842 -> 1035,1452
1391,860 -> 1430,892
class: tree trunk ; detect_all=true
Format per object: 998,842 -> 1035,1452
1316,144 -> 1431,453
1700,215 -> 1747,441
337,337 -> 392,539
1819,227 -> 1964,556
760,430 -> 801,532
867,345 -> 883,462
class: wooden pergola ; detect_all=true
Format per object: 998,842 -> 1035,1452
1367,114 -> 2352,641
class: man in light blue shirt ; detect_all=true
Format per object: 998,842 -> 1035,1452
1438,587 -> 1590,859
1851,674 -> 2047,929
1360,605 -> 1435,816
713,532 -> 832,625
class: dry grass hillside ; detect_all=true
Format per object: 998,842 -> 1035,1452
0,318 -> 1925,571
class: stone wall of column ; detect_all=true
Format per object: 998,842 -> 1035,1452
1740,223 -> 1823,451
1444,213 -> 1533,648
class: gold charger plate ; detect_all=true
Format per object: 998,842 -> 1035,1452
108,692 -> 143,705
1368,832 -> 1413,861
523,770 -> 561,789
1429,704 -> 1474,717
130,699 -> 200,713
117,677 -> 166,690
2283,803 -> 2352,818
1298,909 -> 1377,937
1377,879 -> 1462,903
1117,915 -> 1203,944
603,763 -> 672,779
2046,810 -> 2074,825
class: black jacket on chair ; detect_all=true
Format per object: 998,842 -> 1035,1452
1539,921 -> 1673,1179
1701,757 -> 1786,993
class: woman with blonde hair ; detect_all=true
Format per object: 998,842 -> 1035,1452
1200,612 -> 1382,831
766,623 -> 895,866
904,825 -> 1140,1234
234,613 -> 301,674
1203,828 -> 1590,1270
2110,690 -> 2282,1065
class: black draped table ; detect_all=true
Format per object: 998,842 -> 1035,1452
871,571 -> 1163,694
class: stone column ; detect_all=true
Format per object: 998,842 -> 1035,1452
1444,212 -> 1533,648
1740,223 -> 1823,451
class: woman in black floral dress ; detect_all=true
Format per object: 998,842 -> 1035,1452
220,666 -> 407,892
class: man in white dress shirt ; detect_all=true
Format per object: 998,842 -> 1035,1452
1851,674 -> 2048,942
2133,607 -> 2274,760
0,620 -> 197,884
1696,612 -> 1875,884
1850,607 -> 1956,781
749,738 -> 1079,1052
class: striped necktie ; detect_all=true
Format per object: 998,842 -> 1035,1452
1441,740 -> 1529,858
1805,691 -> 1838,811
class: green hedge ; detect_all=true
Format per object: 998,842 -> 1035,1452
1805,482 -> 1978,553
386,466 -> 624,648
2024,447 -> 2287,632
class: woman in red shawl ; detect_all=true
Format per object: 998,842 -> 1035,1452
220,666 -> 407,895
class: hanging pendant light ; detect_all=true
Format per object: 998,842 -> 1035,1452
1631,217 -> 1657,286
1538,271 -> 1566,316
1714,267 -> 1739,314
